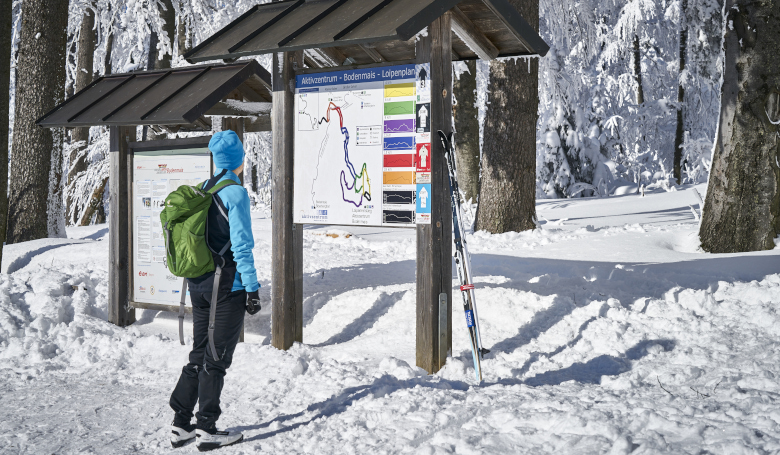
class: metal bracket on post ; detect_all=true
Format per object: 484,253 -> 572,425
438,292 -> 448,368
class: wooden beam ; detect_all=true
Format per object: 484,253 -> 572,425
236,82 -> 267,103
416,13 -> 453,375
303,51 -> 324,69
128,136 -> 211,152
159,125 -> 181,134
244,116 -> 272,133
205,101 -> 273,117
272,50 -> 304,351
193,117 -> 211,131
450,6 -> 499,61
108,125 -> 136,327
307,47 -> 348,67
358,44 -> 386,63
244,74 -> 273,101
130,301 -> 193,314
296,59 -> 418,76
481,0 -> 549,56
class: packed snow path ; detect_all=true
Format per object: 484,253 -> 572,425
2,185 -> 780,454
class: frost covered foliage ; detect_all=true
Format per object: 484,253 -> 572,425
51,1 -> 276,224
537,0 -> 723,198
244,132 -> 273,208
678,0 -> 722,184
64,130 -> 110,225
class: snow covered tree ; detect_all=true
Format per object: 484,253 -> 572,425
673,0 -> 688,184
8,0 -> 69,243
699,0 -> 780,253
475,0 -> 540,234
66,1 -> 97,225
537,1 -> 616,198
155,0 -> 174,69
536,0 -> 721,198
678,0 -> 723,184
453,60 -> 480,202
175,0 -> 191,57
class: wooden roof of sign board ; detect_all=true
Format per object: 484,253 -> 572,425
36,60 -> 272,128
184,0 -> 549,66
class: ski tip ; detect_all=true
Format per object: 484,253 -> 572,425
437,130 -> 453,147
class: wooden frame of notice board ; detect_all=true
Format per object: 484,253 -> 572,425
127,136 -> 246,342
271,24 -> 454,371
127,136 -> 212,316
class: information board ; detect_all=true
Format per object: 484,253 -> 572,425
293,63 -> 432,227
132,149 -> 211,305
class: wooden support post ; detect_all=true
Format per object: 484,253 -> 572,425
222,91 -> 246,185
219,91 -> 248,342
108,125 -> 136,327
416,14 -> 453,374
272,51 -> 304,350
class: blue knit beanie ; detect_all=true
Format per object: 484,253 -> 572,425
209,130 -> 244,170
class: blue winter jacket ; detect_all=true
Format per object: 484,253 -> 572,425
204,170 -> 259,292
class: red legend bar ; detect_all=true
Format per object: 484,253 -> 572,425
383,153 -> 416,168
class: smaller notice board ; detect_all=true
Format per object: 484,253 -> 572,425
132,147 -> 211,306
293,62 -> 433,228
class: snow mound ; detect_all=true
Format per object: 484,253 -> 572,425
2,186 -> 780,453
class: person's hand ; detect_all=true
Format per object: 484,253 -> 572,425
246,290 -> 261,315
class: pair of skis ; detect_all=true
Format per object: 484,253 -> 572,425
438,131 -> 488,382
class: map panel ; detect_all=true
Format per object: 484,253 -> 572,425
293,65 -> 419,227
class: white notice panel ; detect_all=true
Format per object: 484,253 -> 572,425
132,149 -> 211,305
293,64 -> 422,227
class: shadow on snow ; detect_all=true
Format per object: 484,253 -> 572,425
232,339 -> 674,441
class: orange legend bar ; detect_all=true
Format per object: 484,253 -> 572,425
383,171 -> 415,185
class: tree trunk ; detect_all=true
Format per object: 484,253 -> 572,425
103,10 -> 114,76
65,32 -> 76,99
452,60 -> 480,202
48,128 -> 66,237
156,0 -> 175,69
78,176 -> 107,226
177,1 -> 191,57
144,0 -> 175,141
475,0 -> 539,234
0,0 -> 13,258
143,31 -> 160,141
8,0 -> 69,243
67,3 -> 97,225
673,0 -> 688,184
699,0 -> 780,253
633,34 -> 644,105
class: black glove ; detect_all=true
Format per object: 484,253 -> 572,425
246,290 -> 261,315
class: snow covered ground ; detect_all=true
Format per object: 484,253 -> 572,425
2,184 -> 780,454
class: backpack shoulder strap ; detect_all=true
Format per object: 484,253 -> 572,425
203,169 -> 228,192
207,179 -> 239,195
208,180 -> 239,223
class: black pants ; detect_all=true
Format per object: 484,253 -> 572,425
169,282 -> 245,429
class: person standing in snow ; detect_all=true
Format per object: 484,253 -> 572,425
168,130 -> 265,451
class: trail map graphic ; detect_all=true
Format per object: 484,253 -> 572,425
294,64 -> 418,227
319,102 -> 372,208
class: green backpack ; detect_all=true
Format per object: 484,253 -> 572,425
161,176 -> 238,360
160,179 -> 237,278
